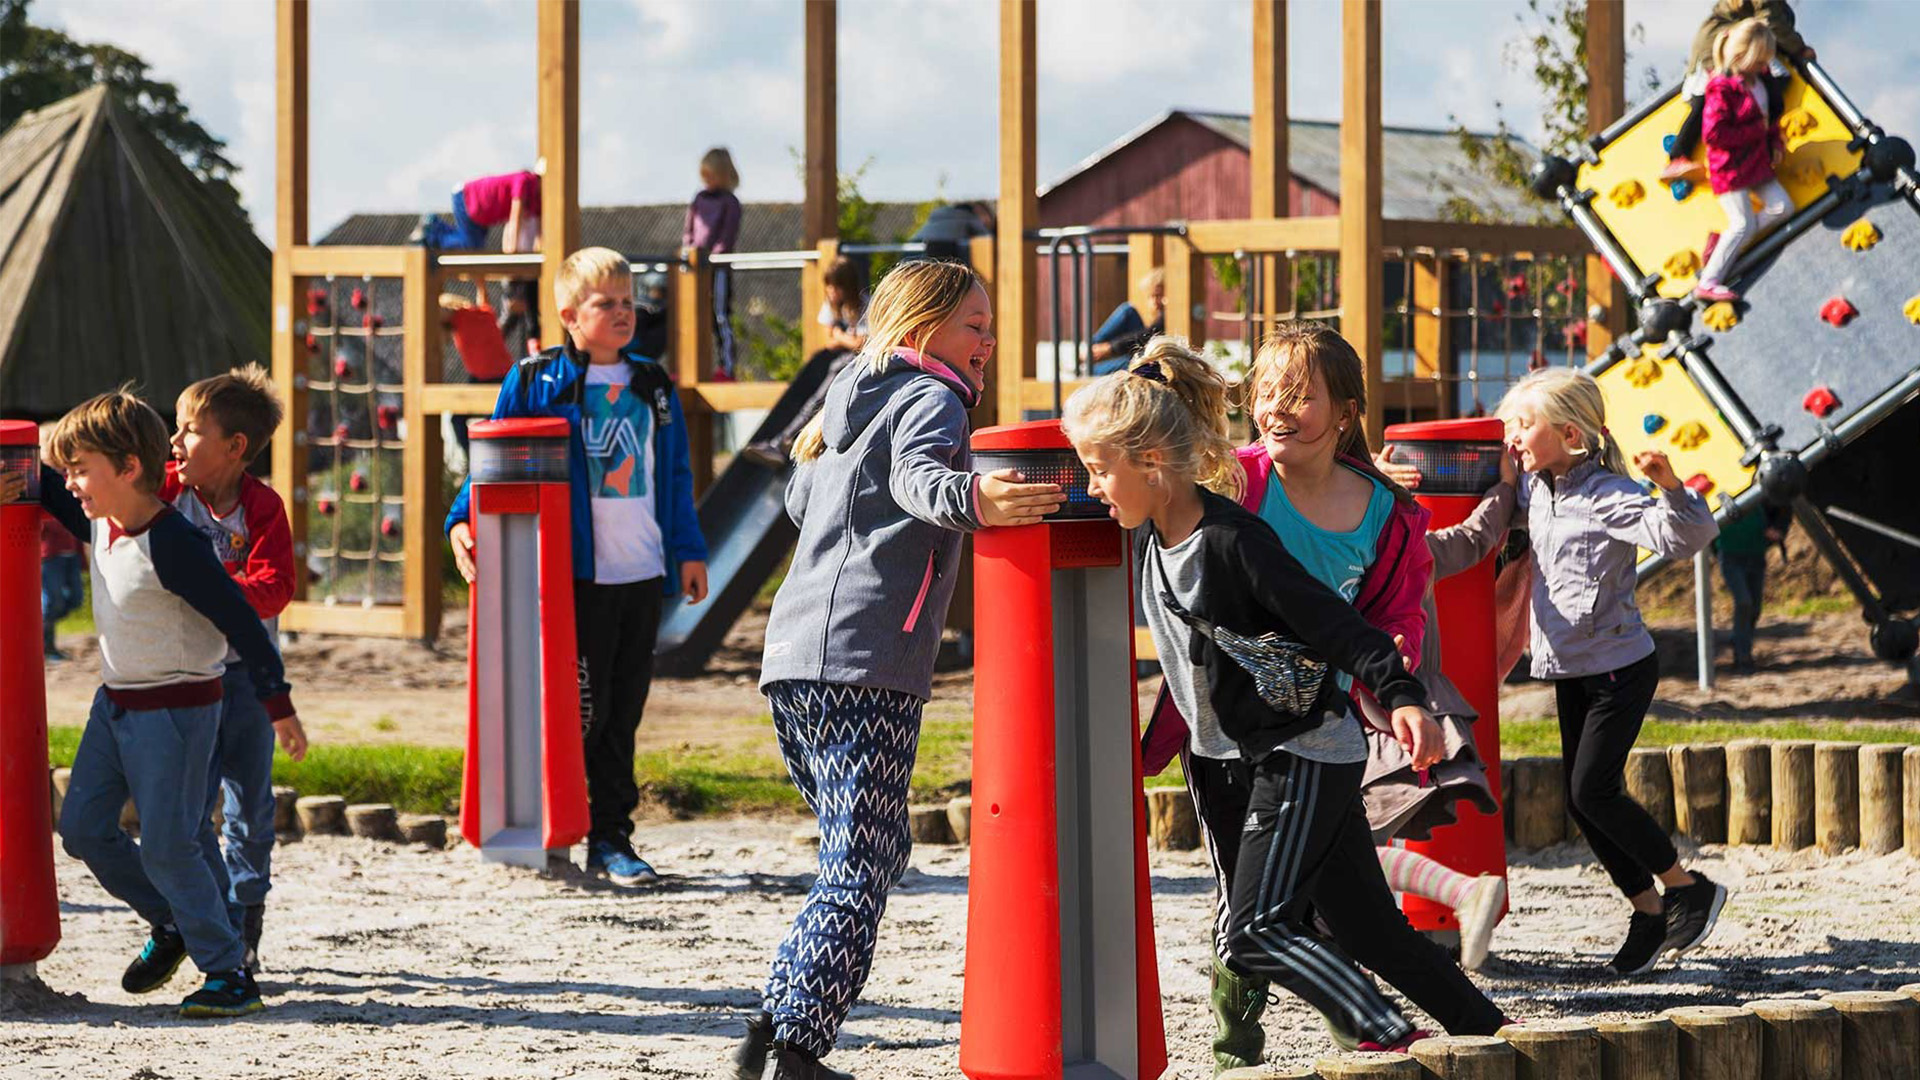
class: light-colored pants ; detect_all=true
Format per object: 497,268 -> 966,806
1699,179 -> 1791,287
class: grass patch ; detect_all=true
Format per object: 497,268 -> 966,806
1498,717 -> 1920,758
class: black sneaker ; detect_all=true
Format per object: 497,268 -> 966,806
179,968 -> 264,1018
1607,910 -> 1667,975
121,925 -> 188,994
1661,872 -> 1728,956
732,1011 -> 773,1080
761,1044 -> 854,1080
241,904 -> 265,975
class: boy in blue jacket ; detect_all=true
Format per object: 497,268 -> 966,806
446,247 -> 709,887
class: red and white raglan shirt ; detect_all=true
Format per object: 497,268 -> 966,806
39,466 -> 295,718
160,463 -> 295,648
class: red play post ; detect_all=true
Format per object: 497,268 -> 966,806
0,420 -> 59,975
961,419 -> 1166,1080
459,418 -> 589,867
1380,418 -> 1511,937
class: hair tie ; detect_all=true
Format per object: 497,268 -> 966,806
1601,425 -> 1612,438
1131,360 -> 1168,385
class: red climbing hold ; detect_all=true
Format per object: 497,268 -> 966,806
304,332 -> 317,352
1820,296 -> 1858,327
380,518 -> 399,538
1490,300 -> 1506,318
350,287 -> 368,311
1506,274 -> 1528,301
334,356 -> 352,378
333,423 -> 351,443
316,498 -> 335,517
377,404 -> 399,429
1802,385 -> 1840,417
306,288 -> 328,316
363,314 -> 383,330
1566,320 -> 1588,348
350,472 -> 367,493
1684,473 -> 1715,495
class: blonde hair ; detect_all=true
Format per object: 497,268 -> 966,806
47,385 -> 171,493
1060,336 -> 1243,502
1496,366 -> 1626,474
1137,267 -> 1165,294
177,364 -> 283,463
1714,18 -> 1776,76
553,247 -> 631,314
792,260 -> 986,464
700,147 -> 740,190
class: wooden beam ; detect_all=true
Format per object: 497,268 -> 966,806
281,600 -> 409,638
803,1 -> 837,247
537,0 -> 580,347
418,384 -> 502,415
273,0 -> 309,604
1020,378 -> 1098,411
1411,252 -> 1447,384
400,248 -> 443,643
1251,0 -> 1289,336
287,246 -> 413,278
1340,0 -> 1384,440
1161,233 -> 1200,346
1381,219 -> 1592,259
801,239 -> 839,358
1585,0 -> 1629,358
1126,233 -> 1164,321
995,0 -> 1037,428
672,251 -> 715,493
681,381 -> 787,413
275,1 -> 308,250
1183,216 -> 1341,255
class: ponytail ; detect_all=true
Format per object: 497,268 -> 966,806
1061,335 -> 1243,502
1496,366 -> 1623,474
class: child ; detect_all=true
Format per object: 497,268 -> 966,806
1660,0 -> 1811,184
2,389 -> 302,1018
166,365 -> 304,973
683,147 -> 743,379
1497,367 -> 1723,975
1090,267 -> 1167,374
1691,19 -> 1793,303
1067,338 -> 1509,1067
740,256 -> 869,469
1715,502 -> 1791,674
445,247 -> 710,888
733,260 -> 1064,1080
412,166 -> 543,254
40,422 -> 84,660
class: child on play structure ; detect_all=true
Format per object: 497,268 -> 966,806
1497,367 -> 1723,975
740,255 -> 870,469
735,260 -> 1065,1080
1691,19 -> 1795,304
412,165 -> 543,254
162,365 -> 305,977
1070,338 -> 1513,1067
1130,327 -> 1508,1070
445,247 -> 710,889
684,147 -> 743,379
1661,0 -> 1811,185
2,389 -> 303,1019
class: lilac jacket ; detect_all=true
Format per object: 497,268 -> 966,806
682,189 -> 741,254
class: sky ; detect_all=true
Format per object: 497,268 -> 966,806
31,0 -> 1920,248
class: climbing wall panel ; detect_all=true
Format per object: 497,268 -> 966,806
1595,345 -> 1755,516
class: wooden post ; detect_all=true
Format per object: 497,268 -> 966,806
802,0 -> 837,248
1905,746 -> 1920,858
1859,744 -> 1905,855
1408,1034 -> 1515,1080
1626,747 -> 1677,835
400,247 -> 443,642
1163,233 -> 1200,344
272,0 -> 310,603
801,238 -> 840,359
1584,0 -> 1629,358
1814,742 -> 1861,854
1412,254 -> 1451,413
1726,739 -> 1772,846
1824,991 -> 1920,1079
1251,0 -> 1290,335
536,0 -> 580,351
1126,233 -> 1165,321
1500,1020 -> 1602,1080
1772,741 -> 1816,850
1665,1006 -> 1761,1080
1316,1052 -> 1422,1079
1747,999 -> 1840,1080
1668,744 -> 1727,844
673,251 -> 715,494
994,0 -> 1037,429
1340,0 -> 1384,439
1146,787 -> 1199,851
1596,1016 -> 1678,1080
1511,757 -> 1566,851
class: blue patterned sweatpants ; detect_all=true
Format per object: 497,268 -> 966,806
761,679 -> 924,1058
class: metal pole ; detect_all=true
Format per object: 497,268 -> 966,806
1694,549 -> 1714,690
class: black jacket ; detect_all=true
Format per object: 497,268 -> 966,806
1140,489 -> 1429,759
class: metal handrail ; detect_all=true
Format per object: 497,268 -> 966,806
708,249 -> 821,267
839,241 -> 930,255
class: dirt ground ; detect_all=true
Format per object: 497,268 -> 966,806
7,825 -> 1920,1080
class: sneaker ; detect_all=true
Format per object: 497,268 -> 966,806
179,968 -> 264,1018
121,925 -> 188,994
1456,874 -> 1508,972
1608,909 -> 1668,975
1692,283 -> 1741,303
740,440 -> 791,470
43,647 -> 67,662
241,904 -> 265,975
1357,1028 -> 1432,1053
407,213 -> 436,246
586,839 -> 659,888
1661,872 -> 1728,957
761,1043 -> 854,1080
1659,157 -> 1705,183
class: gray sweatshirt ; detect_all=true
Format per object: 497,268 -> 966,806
1519,461 -> 1719,679
759,351 -> 983,701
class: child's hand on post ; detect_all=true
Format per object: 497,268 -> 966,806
1374,445 -> 1422,490
681,560 -> 709,605
449,521 -> 477,583
1500,444 -> 1519,487
0,471 -> 23,505
978,469 -> 1065,527
1390,704 -> 1443,770
1633,450 -> 1682,491
274,716 -> 309,763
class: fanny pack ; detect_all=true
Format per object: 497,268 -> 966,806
1149,538 -> 1329,717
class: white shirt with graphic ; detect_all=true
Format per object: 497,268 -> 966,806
581,363 -> 664,585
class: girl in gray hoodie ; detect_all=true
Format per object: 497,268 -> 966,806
735,260 -> 1064,1080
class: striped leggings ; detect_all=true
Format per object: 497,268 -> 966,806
1189,750 -> 1507,1044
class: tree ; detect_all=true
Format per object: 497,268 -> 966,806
0,0 -> 246,221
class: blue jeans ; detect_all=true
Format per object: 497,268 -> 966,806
1091,302 -> 1146,375
419,190 -> 487,251
213,666 -> 278,913
59,689 -> 244,975
41,553 -> 83,651
1719,550 -> 1767,665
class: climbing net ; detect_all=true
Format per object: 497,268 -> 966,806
299,274 -> 407,607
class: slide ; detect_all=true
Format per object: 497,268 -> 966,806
654,348 -> 842,675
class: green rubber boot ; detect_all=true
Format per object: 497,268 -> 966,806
1209,956 -> 1269,1074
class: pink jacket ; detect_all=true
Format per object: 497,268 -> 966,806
1703,74 -> 1782,195
1141,445 -> 1434,774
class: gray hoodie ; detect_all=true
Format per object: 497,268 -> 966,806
759,350 -> 983,701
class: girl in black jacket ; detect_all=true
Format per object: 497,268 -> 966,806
1062,339 -> 1510,1058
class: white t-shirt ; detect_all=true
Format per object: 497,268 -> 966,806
580,363 -> 664,585
816,300 -> 869,335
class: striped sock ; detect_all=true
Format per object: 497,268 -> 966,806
1377,846 -> 1476,911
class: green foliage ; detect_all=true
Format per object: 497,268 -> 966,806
0,0 -> 245,222
737,310 -> 805,382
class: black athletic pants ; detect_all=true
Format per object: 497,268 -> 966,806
574,577 -> 663,845
1553,650 -> 1675,897
1189,750 -> 1507,1044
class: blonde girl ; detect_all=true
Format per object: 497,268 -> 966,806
737,260 -> 1063,1080
1497,367 -> 1722,975
1693,19 -> 1791,302
1066,338 -> 1507,1061
684,147 -> 743,376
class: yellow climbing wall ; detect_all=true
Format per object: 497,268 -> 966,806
1578,76 -> 1863,300
1594,342 -> 1755,541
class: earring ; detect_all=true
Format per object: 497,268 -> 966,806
1147,474 -> 1159,487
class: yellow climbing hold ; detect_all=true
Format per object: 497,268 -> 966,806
1780,108 -> 1817,140
1609,179 -> 1646,209
1843,219 -> 1882,251
1672,421 -> 1710,450
1623,357 -> 1663,389
1701,302 -> 1739,331
1783,157 -> 1825,187
1904,294 -> 1920,324
1663,249 -> 1701,281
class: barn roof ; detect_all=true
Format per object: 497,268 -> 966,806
1039,108 -> 1538,221
0,86 -> 270,418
